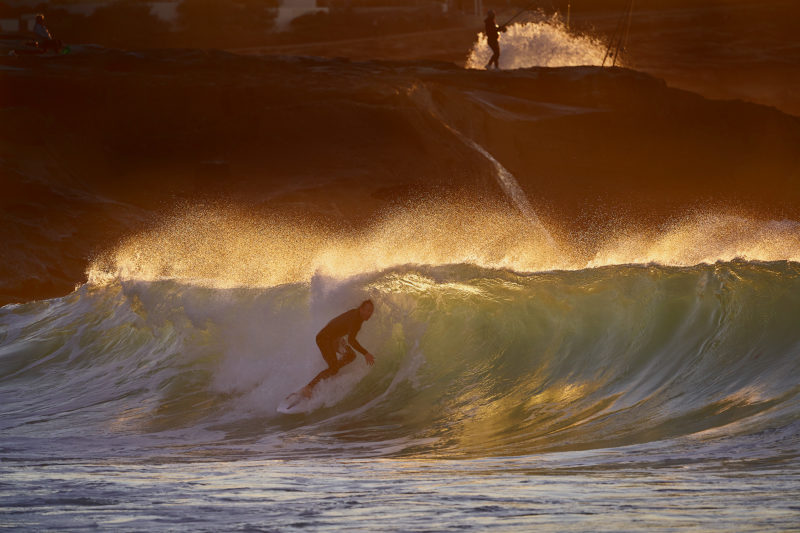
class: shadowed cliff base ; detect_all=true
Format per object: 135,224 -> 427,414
1,48 -> 799,305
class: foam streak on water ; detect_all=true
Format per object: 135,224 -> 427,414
407,84 -> 557,246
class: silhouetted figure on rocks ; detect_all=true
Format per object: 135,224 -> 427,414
484,9 -> 507,70
32,14 -> 63,53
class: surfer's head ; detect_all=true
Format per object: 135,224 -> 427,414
35,14 -> 45,24
359,299 -> 374,320
487,9 -> 495,20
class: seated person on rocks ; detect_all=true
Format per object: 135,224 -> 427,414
31,14 -> 63,53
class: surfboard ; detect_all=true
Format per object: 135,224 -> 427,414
277,340 -> 358,414
277,391 -> 309,414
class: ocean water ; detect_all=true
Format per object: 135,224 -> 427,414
2,17 -> 800,528
2,229 -> 800,529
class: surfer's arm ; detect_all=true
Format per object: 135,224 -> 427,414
348,334 -> 368,356
348,330 -> 375,365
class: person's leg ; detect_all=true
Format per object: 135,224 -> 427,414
317,334 -> 339,367
304,335 -> 340,395
488,41 -> 500,69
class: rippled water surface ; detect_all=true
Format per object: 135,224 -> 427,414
3,453 -> 799,531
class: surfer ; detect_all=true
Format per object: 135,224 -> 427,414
301,300 -> 375,398
484,9 -> 506,70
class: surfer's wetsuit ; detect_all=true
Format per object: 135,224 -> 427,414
308,308 -> 368,387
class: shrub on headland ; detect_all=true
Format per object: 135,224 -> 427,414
21,1 -> 170,48
18,0 -> 278,49
86,1 -> 171,47
176,0 -> 279,47
281,5 -> 463,45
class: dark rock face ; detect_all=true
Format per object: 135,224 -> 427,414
1,48 -> 799,304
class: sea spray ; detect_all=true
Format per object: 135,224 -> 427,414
466,16 -> 609,70
86,200 -> 563,290
86,203 -> 800,290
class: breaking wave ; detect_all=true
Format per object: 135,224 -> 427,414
2,205 -> 800,459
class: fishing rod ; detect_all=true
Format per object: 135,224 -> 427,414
566,2 -> 571,28
602,0 -> 635,67
499,1 -> 539,28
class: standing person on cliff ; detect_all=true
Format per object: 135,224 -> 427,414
484,9 -> 506,70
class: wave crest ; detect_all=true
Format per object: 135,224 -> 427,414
87,203 -> 800,289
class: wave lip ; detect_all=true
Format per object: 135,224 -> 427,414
85,206 -> 800,290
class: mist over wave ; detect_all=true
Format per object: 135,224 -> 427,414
86,203 -> 800,290
466,17 -> 608,70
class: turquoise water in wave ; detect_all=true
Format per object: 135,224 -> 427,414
2,261 -> 800,530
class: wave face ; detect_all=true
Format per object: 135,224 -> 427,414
466,17 -> 608,70
2,258 -> 799,460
